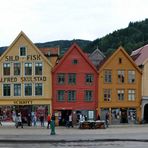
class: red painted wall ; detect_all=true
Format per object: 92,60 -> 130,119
52,45 -> 98,112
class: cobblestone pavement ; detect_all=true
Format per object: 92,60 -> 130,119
0,123 -> 148,142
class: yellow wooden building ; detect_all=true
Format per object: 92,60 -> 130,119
98,47 -> 142,124
0,31 -> 53,123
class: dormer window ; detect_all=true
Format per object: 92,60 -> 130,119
20,46 -> 26,56
72,59 -> 78,64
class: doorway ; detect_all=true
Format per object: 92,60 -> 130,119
144,104 -> 148,123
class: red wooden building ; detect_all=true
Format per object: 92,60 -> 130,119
52,43 -> 98,125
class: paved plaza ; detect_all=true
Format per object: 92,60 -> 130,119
0,122 -> 148,142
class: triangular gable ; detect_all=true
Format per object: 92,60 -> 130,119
98,46 -> 142,74
52,43 -> 98,73
0,31 -> 53,67
89,48 -> 105,59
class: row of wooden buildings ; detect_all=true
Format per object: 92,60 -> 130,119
0,31 -> 147,125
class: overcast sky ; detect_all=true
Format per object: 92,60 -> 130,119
0,0 -> 148,46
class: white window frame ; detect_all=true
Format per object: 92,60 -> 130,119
19,46 -> 27,57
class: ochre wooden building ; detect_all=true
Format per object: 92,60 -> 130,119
98,47 -> 142,124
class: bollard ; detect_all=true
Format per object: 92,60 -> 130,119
50,120 -> 56,135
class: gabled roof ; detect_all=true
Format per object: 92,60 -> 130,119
89,48 -> 105,59
39,47 -> 59,56
0,31 -> 53,67
98,46 -> 142,74
131,44 -> 148,66
52,43 -> 98,73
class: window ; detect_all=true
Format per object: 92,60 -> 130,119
104,70 -> 112,83
104,89 -> 111,101
35,83 -> 42,96
57,73 -> 65,84
57,90 -> 65,101
85,90 -> 93,101
68,73 -> 76,84
128,89 -> 135,101
68,90 -> 76,101
14,63 -> 21,76
25,63 -> 32,75
119,58 -> 122,64
20,46 -> 26,56
24,83 -> 32,96
72,59 -> 78,64
14,84 -> 21,96
117,89 -> 124,101
3,63 -> 10,75
86,74 -> 93,83
128,70 -> 135,83
35,63 -> 42,75
118,70 -> 125,83
3,84 -> 11,96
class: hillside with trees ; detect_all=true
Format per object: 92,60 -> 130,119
0,39 -> 91,56
0,19 -> 148,56
85,18 -> 148,56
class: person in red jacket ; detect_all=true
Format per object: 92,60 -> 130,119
47,114 -> 51,129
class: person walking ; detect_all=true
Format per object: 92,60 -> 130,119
47,114 -> 51,129
69,114 -> 73,128
16,112 -> 23,128
32,113 -> 37,127
105,112 -> 109,128
40,114 -> 44,127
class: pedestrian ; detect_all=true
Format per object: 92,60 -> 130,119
27,113 -> 31,126
69,114 -> 73,128
12,110 -> 16,122
16,112 -> 23,128
40,114 -> 44,127
0,115 -> 2,126
97,114 -> 100,120
32,113 -> 37,127
105,112 -> 109,128
47,114 -> 51,129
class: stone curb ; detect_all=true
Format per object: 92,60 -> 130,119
0,139 -> 148,143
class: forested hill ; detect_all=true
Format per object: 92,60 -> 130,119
0,39 -> 91,55
1,19 -> 148,56
35,39 -> 91,55
85,18 -> 148,56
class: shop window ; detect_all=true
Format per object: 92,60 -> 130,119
3,63 -> 10,76
24,83 -> 32,96
3,84 -> 11,96
57,90 -> 65,101
20,46 -> 26,56
14,84 -> 21,96
68,73 -> 76,84
14,63 -> 21,76
128,70 -> 135,83
57,73 -> 65,84
85,90 -> 93,101
85,74 -> 93,84
104,70 -> 112,83
68,90 -> 76,102
35,83 -> 43,96
35,62 -> 42,75
25,63 -> 32,75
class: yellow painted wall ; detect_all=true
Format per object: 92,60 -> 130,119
0,32 -> 52,113
98,48 -> 142,122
